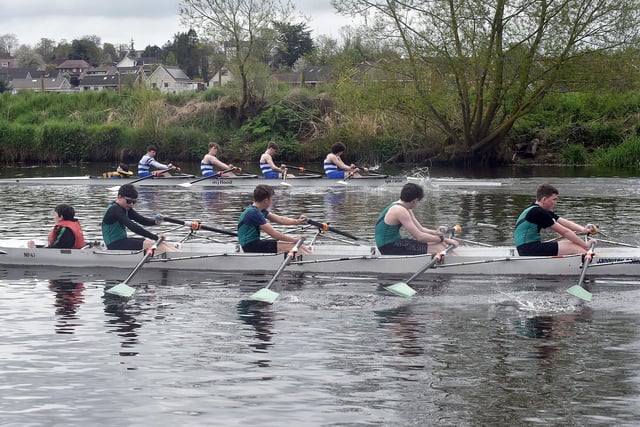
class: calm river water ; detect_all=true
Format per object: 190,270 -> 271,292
2,163 -> 640,426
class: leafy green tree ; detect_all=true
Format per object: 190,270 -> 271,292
272,21 -> 313,69
333,0 -> 640,163
35,38 -> 57,63
69,38 -> 102,66
102,43 -> 118,65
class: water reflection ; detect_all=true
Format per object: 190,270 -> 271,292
49,279 -> 85,334
514,307 -> 593,363
375,305 -> 425,365
237,300 -> 275,354
103,295 -> 142,357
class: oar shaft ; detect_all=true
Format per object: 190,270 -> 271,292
161,216 -> 237,237
307,219 -> 359,241
285,165 -> 325,175
264,237 -> 305,289
576,243 -> 596,287
405,244 -> 456,284
122,237 -> 165,285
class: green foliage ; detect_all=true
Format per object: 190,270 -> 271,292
248,136 -> 301,162
592,136 -> 640,169
0,122 -> 39,163
164,127 -> 211,161
562,144 -> 588,164
241,103 -> 300,141
39,121 -> 88,162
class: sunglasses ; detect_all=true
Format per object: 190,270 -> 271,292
123,197 -> 137,205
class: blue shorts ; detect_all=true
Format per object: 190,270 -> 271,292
262,171 -> 279,179
138,171 -> 152,178
378,239 -> 428,255
242,239 -> 278,253
107,238 -> 146,250
326,171 -> 346,179
517,241 -> 558,256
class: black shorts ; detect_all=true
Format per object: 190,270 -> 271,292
242,239 -> 278,253
517,241 -> 558,256
107,238 -> 146,250
378,239 -> 428,255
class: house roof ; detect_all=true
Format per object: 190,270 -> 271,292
0,68 -> 33,80
163,66 -> 193,82
79,74 -> 119,87
57,59 -> 91,69
10,77 -> 70,90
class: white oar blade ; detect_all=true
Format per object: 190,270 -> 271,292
337,180 -> 348,186
107,186 -> 120,191
106,283 -> 136,297
249,288 -> 279,303
384,282 -> 417,298
280,181 -> 292,187
179,182 -> 193,187
567,285 -> 592,302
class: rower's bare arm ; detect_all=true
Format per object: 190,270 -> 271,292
552,223 -> 591,249
261,223 -> 297,243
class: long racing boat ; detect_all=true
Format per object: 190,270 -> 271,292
1,241 -> 638,277
0,173 -> 410,189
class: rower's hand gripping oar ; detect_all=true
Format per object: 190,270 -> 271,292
107,173 -> 154,191
385,244 -> 457,298
566,241 -> 597,301
249,238 -> 306,303
306,219 -> 359,241
179,167 -> 238,187
105,236 -> 166,297
159,215 -> 238,237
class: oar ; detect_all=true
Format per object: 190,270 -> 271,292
105,236 -> 166,297
179,167 -> 236,187
306,219 -> 359,241
566,242 -> 597,301
385,244 -> 457,298
249,237 -> 306,303
337,171 -> 356,185
280,167 -> 292,187
107,174 -> 154,191
160,216 -> 238,237
284,165 -> 325,175
356,165 -> 384,175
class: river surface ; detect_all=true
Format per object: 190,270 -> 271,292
2,164 -> 640,426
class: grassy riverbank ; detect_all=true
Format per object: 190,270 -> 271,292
1,88 -> 640,170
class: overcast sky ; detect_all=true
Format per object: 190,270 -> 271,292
1,0 -> 360,50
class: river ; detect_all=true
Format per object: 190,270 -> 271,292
1,163 -> 640,426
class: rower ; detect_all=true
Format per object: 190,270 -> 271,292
323,142 -> 361,179
375,183 -> 458,255
259,141 -> 295,179
138,145 -> 181,177
201,142 -> 239,177
514,183 -> 597,256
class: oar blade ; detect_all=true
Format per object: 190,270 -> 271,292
280,181 -> 292,187
567,285 -> 592,301
249,288 -> 279,303
384,282 -> 417,298
178,182 -> 193,187
337,180 -> 348,186
106,283 -> 136,297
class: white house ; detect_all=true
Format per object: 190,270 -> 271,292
146,65 -> 196,94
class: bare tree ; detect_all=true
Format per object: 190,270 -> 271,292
0,33 -> 19,57
180,0 -> 293,120
333,0 -> 640,162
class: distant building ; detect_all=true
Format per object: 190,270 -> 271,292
0,58 -> 16,68
10,77 -> 72,94
146,65 -> 196,94
78,74 -> 119,91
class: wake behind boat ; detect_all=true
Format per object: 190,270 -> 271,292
1,241 -> 638,277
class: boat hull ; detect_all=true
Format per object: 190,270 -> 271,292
0,174 -> 408,188
1,244 -> 638,276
